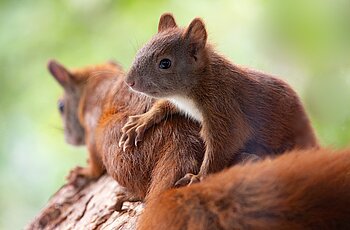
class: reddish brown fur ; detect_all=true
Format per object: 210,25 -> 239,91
95,67 -> 264,200
48,60 -> 206,202
95,75 -> 205,200
121,13 -> 318,184
138,148 -> 350,230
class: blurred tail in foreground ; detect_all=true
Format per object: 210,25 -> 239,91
138,148 -> 350,230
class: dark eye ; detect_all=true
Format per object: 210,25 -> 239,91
159,59 -> 171,69
58,100 -> 64,113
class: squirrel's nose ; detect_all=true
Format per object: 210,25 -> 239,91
127,81 -> 135,87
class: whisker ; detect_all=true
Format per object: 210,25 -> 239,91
88,70 -> 116,79
129,37 -> 140,53
47,124 -> 64,132
148,80 -> 160,89
76,70 -> 117,85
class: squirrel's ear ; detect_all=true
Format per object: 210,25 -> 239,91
184,18 -> 207,55
158,13 -> 177,32
48,59 -> 71,88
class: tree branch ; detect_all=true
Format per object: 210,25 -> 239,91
26,175 -> 143,230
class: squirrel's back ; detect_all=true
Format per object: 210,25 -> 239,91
138,148 -> 350,230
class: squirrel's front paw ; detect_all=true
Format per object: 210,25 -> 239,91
118,114 -> 151,151
175,173 -> 201,187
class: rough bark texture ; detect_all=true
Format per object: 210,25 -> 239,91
26,175 -> 143,230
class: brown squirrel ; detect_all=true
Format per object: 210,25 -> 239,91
49,60 -> 216,208
120,13 -> 318,185
48,60 -> 120,181
138,147 -> 350,230
48,60 -> 263,208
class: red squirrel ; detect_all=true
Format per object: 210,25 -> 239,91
48,60 -> 120,181
49,60 -> 211,208
120,13 -> 318,185
138,148 -> 350,230
49,60 -> 268,207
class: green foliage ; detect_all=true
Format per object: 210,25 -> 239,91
0,0 -> 349,228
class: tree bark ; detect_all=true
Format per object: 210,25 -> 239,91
26,175 -> 143,230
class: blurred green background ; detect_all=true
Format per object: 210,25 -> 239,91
0,0 -> 349,228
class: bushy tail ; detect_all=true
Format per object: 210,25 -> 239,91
138,148 -> 350,230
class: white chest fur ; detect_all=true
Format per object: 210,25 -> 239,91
167,95 -> 203,122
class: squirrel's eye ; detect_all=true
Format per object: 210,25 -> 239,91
159,59 -> 171,69
58,100 -> 64,113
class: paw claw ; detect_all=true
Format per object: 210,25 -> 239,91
118,139 -> 124,148
123,144 -> 128,152
175,173 -> 201,187
119,114 -> 151,149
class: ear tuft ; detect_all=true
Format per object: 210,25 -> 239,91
47,59 -> 71,87
158,13 -> 177,32
184,18 -> 207,53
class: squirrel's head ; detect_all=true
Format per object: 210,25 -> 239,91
126,13 -> 208,98
48,59 -> 119,146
